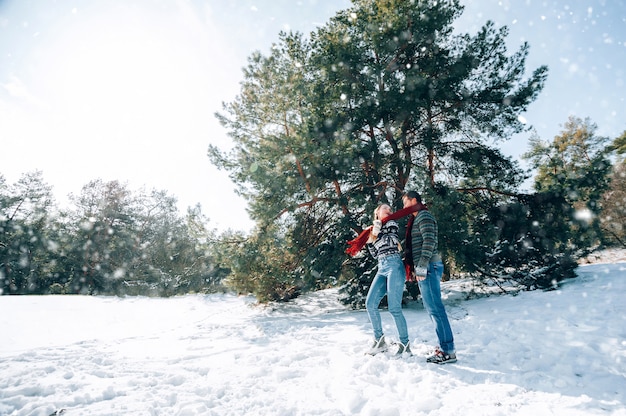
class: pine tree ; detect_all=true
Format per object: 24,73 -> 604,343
0,171 -> 59,294
211,0 -> 547,302
601,131 -> 626,247
523,116 -> 613,250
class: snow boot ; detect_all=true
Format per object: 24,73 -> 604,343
366,336 -> 388,355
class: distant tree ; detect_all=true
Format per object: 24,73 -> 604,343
60,181 -> 224,296
210,0 -> 547,302
132,195 -> 222,296
61,180 -> 138,294
523,116 -> 613,250
454,116 -> 614,289
600,132 -> 626,246
0,170 -> 227,296
181,204 -> 230,293
476,191 -> 578,290
608,130 -> 626,155
0,171 -> 59,294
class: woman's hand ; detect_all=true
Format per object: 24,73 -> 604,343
372,220 -> 382,236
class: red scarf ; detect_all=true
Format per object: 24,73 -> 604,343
404,214 -> 416,281
345,204 -> 423,257
402,202 -> 428,281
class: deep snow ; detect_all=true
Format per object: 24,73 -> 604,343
1,250 -> 625,416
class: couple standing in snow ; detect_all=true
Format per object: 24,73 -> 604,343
346,190 -> 456,364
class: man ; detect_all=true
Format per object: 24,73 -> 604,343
402,190 -> 457,364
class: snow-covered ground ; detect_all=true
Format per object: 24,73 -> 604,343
1,250 -> 625,416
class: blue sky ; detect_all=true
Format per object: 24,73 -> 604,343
0,0 -> 624,231
456,1 -> 626,158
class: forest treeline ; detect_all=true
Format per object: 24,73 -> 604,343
1,117 -> 624,300
2,0 -> 626,303
0,176 -> 229,296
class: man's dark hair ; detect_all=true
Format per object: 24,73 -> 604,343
403,190 -> 422,203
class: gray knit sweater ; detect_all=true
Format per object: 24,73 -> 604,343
409,210 -> 442,269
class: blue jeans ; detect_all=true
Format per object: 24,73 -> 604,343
418,261 -> 455,354
365,254 -> 409,345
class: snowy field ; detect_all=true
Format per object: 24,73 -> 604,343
1,250 -> 625,416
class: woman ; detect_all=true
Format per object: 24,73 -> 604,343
364,204 -> 411,356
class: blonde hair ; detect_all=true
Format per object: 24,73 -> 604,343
373,204 -> 391,221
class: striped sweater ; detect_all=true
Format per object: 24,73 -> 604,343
409,210 -> 442,269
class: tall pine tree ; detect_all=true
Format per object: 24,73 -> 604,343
210,0 -> 547,302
